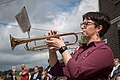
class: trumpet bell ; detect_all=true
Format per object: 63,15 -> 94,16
10,35 -> 25,50
10,35 -> 16,50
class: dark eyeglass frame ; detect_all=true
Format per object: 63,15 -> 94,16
80,22 -> 97,28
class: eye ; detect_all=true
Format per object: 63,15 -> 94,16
80,22 -> 96,29
84,22 -> 89,26
80,22 -> 89,27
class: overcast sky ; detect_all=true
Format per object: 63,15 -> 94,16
0,0 -> 99,71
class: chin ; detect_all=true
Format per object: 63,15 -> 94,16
82,35 -> 87,38
82,35 -> 89,40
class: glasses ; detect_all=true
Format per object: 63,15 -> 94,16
80,22 -> 96,28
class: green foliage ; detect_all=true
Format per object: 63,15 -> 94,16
78,36 -> 87,46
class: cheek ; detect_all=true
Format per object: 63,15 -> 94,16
86,27 -> 96,34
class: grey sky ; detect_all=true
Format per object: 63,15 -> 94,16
0,0 -> 98,71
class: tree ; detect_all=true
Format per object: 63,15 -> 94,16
78,36 -> 87,46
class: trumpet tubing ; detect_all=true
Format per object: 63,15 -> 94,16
10,31 -> 82,51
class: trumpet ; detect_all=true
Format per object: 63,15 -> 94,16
10,31 -> 82,51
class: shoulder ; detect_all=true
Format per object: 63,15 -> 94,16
24,69 -> 29,73
98,44 -> 113,57
94,44 -> 113,56
94,41 -> 112,51
88,43 -> 114,62
25,68 -> 29,71
100,44 -> 112,50
93,41 -> 113,54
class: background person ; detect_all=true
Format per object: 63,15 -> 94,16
19,64 -> 29,80
0,74 -> 3,80
115,74 -> 120,80
45,12 -> 114,80
30,66 -> 41,80
41,70 -> 51,80
4,72 -> 13,80
110,57 -> 120,80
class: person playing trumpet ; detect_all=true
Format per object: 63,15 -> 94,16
45,12 -> 114,80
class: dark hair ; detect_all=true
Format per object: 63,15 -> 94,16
114,57 -> 120,62
34,66 -> 39,69
83,12 -> 110,37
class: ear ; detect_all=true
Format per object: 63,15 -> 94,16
96,25 -> 102,32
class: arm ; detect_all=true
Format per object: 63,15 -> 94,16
49,49 -> 58,67
45,30 -> 73,76
61,49 -> 72,65
66,48 -> 113,79
19,69 -> 29,76
47,38 -> 72,76
46,30 -> 71,66
48,40 -> 72,66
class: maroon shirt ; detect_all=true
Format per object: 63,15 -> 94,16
50,41 -> 114,80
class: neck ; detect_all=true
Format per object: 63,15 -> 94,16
22,68 -> 26,70
86,35 -> 101,44
35,72 -> 38,74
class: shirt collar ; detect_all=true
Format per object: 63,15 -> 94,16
82,40 -> 105,48
115,64 -> 120,68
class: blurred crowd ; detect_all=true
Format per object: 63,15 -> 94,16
0,63 -> 67,80
1,56 -> 120,80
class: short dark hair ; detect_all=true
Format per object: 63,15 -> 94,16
34,66 -> 39,69
114,57 -> 120,62
83,12 -> 110,37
